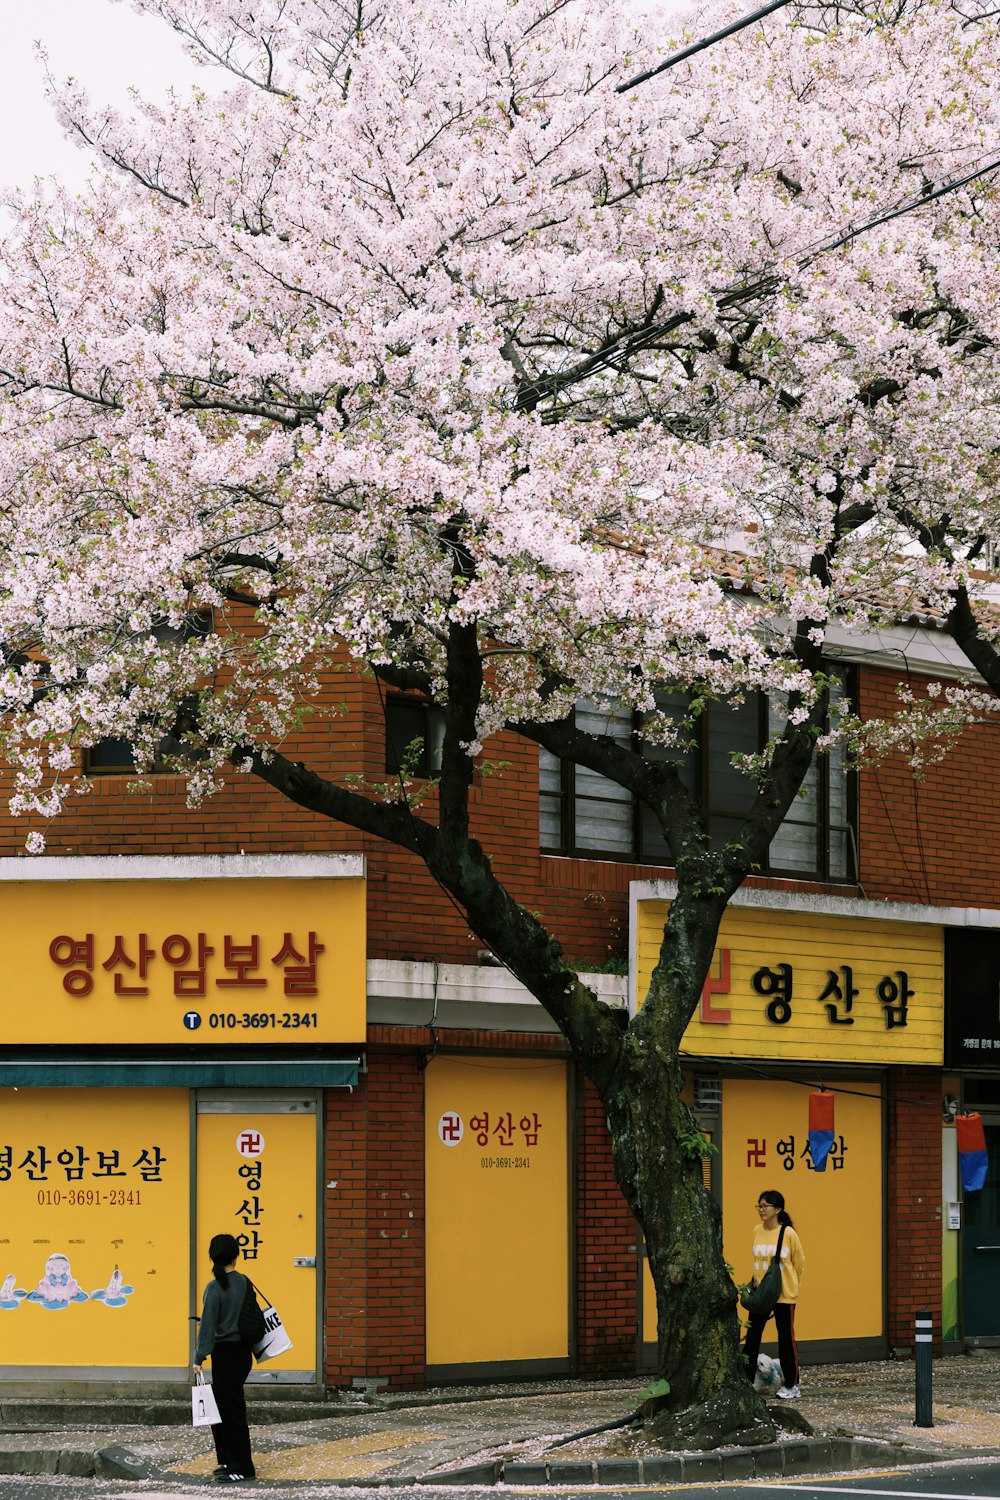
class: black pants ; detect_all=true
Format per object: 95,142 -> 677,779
743,1302 -> 799,1389
209,1340 -> 254,1476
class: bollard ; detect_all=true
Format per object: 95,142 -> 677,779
914,1309 -> 933,1427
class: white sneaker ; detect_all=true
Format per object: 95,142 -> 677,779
777,1384 -> 801,1400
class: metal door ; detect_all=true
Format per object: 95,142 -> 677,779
962,1117 -> 1000,1337
195,1095 -> 319,1381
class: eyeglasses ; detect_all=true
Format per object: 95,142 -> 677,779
756,1202 -> 774,1211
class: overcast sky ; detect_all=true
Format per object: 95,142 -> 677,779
4,0 -> 207,192
6,0 -> 691,194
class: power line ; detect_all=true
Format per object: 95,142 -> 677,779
517,150 -> 1000,417
617,0 -> 794,92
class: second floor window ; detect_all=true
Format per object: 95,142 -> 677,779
84,612 -> 213,775
539,681 -> 855,883
385,697 -> 446,780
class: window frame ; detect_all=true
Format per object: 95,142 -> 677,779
384,694 -> 446,781
82,611 -> 214,777
539,673 -> 858,884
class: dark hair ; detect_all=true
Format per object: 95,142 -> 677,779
759,1189 -> 793,1228
208,1232 -> 241,1286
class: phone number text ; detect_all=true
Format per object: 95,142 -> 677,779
209,1012 -> 318,1029
37,1189 -> 143,1207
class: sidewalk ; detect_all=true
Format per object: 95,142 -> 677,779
1,1352 -> 999,1486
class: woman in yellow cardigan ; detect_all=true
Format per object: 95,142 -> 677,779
743,1188 -> 805,1400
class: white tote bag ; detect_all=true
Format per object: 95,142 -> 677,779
191,1371 -> 221,1427
253,1301 -> 293,1363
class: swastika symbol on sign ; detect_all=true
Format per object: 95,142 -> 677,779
236,1130 -> 265,1158
746,1137 -> 767,1168
438,1113 -> 464,1147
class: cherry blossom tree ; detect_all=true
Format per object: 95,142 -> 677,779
0,0 -> 999,1441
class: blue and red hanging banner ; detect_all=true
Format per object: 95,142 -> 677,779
957,1112 -> 988,1193
808,1090 -> 835,1172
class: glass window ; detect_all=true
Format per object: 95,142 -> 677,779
84,612 -> 213,775
539,677 -> 855,883
385,697 -> 445,779
570,702 -> 633,856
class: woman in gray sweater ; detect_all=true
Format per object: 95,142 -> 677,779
193,1233 -> 256,1483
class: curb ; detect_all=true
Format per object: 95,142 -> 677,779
0,1399 -> 341,1429
0,1450 -> 96,1479
416,1437 -> 936,1487
4,1432 -> 998,1488
370,1380 -> 640,1413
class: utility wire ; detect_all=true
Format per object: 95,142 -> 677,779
617,0 -> 794,92
517,150 -> 1000,419
800,151 -> 1000,263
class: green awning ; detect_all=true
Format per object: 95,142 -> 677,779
0,1057 -> 361,1088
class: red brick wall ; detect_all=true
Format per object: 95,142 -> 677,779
859,668 -> 1000,911
4,658 -> 1000,959
324,1047 -> 427,1390
364,1048 -> 427,1387
327,1029 -> 641,1388
575,1077 -> 638,1374
324,1084 -> 369,1385
887,1069 -> 943,1350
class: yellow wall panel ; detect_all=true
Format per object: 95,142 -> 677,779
425,1057 -> 569,1365
636,901 -> 942,1064
642,1257 -> 657,1344
0,1089 -> 189,1368
721,1079 -> 883,1343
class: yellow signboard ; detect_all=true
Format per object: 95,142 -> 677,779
721,1078 -> 883,1343
636,901 -> 943,1064
0,877 -> 366,1045
195,1110 -> 317,1376
425,1057 -> 569,1366
0,1088 -> 189,1369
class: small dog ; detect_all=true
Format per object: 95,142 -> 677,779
753,1353 -> 784,1395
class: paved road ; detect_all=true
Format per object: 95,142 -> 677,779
8,1457 -> 1000,1500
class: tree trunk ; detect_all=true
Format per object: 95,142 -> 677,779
603,983 -> 776,1446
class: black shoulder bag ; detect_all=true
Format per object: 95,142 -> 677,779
236,1275 -> 267,1346
739,1222 -> 787,1319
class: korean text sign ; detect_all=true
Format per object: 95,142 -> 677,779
634,901 -> 943,1064
195,1111 -> 316,1374
3,876 -> 365,1045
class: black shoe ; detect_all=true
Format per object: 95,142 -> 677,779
212,1467 -> 228,1478
216,1474 -> 255,1484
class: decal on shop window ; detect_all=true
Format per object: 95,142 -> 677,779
0,1254 -> 135,1312
437,1113 -> 464,1146
0,1144 -> 166,1182
435,1109 -> 544,1168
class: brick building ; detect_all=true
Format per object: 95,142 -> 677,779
0,621 -> 996,1388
